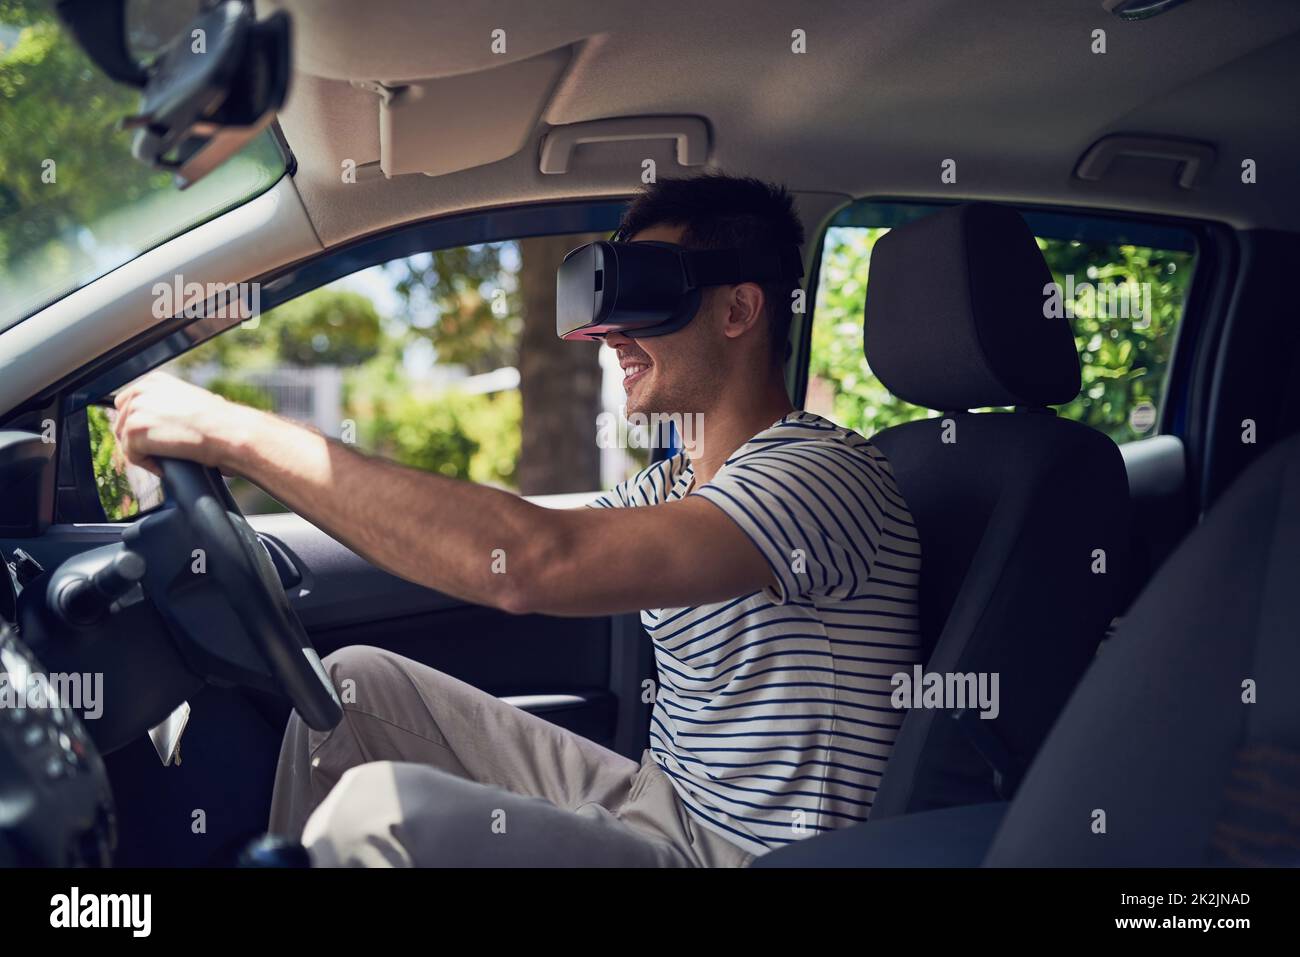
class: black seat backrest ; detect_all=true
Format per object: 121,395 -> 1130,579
862,204 -> 1131,819
985,430 -> 1300,866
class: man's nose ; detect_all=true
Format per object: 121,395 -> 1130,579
604,331 -> 631,348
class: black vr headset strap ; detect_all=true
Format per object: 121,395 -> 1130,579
622,245 -> 804,340
682,246 -> 805,288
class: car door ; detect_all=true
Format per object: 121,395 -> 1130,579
8,200 -> 668,865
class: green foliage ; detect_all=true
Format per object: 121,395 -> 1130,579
86,405 -> 135,520
809,226 -> 1194,444
1047,241 -> 1192,441
206,378 -> 274,411
175,284 -> 521,496
0,5 -> 157,272
455,390 -> 522,485
810,228 -> 933,433
270,289 -> 384,367
176,288 -> 384,372
358,388 -> 521,487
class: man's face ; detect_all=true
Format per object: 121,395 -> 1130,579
606,223 -> 728,417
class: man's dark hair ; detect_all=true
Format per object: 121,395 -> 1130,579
618,173 -> 806,366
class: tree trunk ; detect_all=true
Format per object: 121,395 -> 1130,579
517,234 -> 603,495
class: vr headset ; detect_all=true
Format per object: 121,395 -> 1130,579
556,240 -> 804,341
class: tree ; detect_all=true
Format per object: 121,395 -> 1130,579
271,289 -> 383,367
388,244 -> 520,373
517,233 -> 603,494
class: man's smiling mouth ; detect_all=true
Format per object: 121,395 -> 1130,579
620,355 -> 652,391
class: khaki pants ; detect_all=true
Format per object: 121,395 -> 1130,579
268,645 -> 753,868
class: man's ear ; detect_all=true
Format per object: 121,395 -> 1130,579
720,282 -> 766,342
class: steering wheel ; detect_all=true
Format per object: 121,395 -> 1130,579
152,458 -> 342,731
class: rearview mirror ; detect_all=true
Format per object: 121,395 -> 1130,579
55,0 -> 291,189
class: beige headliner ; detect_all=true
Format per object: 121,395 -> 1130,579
265,0 -> 1300,250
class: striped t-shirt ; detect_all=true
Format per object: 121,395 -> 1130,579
590,410 -> 922,856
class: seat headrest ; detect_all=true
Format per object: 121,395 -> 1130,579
863,204 -> 1081,411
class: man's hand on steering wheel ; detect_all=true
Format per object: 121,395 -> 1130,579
113,372 -> 255,476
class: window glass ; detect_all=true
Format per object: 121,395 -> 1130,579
90,234 -> 649,519
87,404 -> 164,519
808,203 -> 1197,444
0,1 -> 288,330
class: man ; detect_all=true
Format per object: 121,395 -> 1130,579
113,173 -> 922,867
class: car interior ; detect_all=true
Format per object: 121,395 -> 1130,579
1,0 -> 1299,869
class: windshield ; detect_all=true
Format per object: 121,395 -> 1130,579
0,0 -> 289,332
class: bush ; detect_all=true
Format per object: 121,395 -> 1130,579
87,405 -> 135,520
358,388 -> 521,488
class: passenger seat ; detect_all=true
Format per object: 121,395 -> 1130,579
859,203 -> 1131,817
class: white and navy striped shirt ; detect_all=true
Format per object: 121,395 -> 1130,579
590,411 -> 922,856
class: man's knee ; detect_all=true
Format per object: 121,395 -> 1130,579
290,647 -> 482,785
321,644 -> 398,703
284,647 -> 404,771
319,645 -> 464,713
303,761 -> 494,867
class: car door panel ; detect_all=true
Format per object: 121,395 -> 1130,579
246,513 -> 618,730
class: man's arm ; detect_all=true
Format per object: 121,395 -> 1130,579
113,374 -> 777,617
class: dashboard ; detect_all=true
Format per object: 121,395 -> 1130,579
0,548 -> 115,866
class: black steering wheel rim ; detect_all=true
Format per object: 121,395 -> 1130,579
157,458 -> 342,731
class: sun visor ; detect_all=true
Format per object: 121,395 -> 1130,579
354,46 -> 571,178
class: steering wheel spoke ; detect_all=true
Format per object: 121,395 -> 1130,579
124,459 -> 342,731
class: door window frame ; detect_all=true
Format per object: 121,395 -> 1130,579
51,200 -> 629,524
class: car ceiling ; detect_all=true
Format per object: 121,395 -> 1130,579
265,0 -> 1300,248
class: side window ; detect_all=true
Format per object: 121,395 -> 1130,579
808,203 -> 1197,444
87,404 -> 164,519
90,233 -> 648,519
